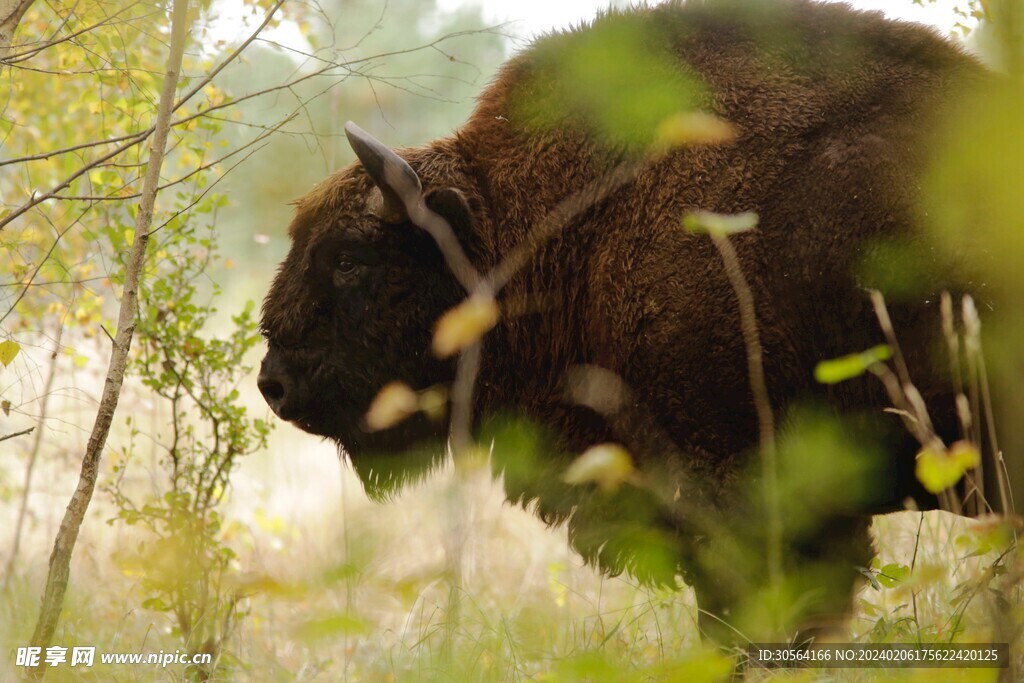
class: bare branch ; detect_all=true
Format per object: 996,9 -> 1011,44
487,161 -> 645,293
0,426 -> 34,442
0,129 -> 149,168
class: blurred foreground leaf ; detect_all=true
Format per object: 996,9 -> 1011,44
364,381 -> 419,432
926,83 -> 1024,291
916,441 -> 980,494
513,15 -> 706,152
563,443 -> 635,493
814,345 -> 892,384
682,210 -> 759,237
432,294 -> 499,358
655,111 -> 735,150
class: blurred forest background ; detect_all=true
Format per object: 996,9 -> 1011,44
0,0 -> 1021,681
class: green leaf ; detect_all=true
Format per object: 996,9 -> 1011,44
0,340 -> 21,367
877,563 -> 911,588
814,345 -> 892,384
511,16 -> 707,152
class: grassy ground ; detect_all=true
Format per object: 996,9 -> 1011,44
1,422 -> 1016,681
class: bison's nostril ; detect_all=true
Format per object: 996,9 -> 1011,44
257,352 -> 310,421
258,377 -> 286,403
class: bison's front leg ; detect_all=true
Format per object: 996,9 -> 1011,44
685,513 -> 873,654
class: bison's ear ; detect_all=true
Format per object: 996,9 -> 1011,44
344,121 -> 421,224
425,187 -> 475,250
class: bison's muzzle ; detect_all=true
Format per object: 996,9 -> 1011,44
257,346 -> 311,423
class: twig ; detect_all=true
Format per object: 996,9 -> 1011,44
0,129 -> 146,167
0,426 -> 34,442
708,231 -> 782,589
487,161 -> 644,293
449,342 -> 481,458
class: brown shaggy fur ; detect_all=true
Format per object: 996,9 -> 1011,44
260,0 -> 988,642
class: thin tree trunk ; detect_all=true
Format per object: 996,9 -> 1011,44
28,0 -> 191,675
0,0 -> 33,60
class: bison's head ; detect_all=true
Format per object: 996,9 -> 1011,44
258,123 -> 478,492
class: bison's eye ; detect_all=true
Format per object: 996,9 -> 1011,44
333,258 -> 360,287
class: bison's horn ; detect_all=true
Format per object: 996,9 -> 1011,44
344,121 -> 422,224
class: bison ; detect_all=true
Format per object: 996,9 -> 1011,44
259,0 -> 998,645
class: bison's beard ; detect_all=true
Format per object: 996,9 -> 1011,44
331,412 -> 450,501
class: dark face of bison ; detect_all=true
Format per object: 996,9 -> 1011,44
258,124 -> 476,487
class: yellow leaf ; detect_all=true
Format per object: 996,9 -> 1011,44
364,382 -> 418,432
563,443 -> 635,493
683,210 -> 759,236
417,385 -> 448,422
0,340 -> 20,367
432,295 -> 499,358
655,111 -> 735,149
950,440 -> 981,471
916,442 -> 975,494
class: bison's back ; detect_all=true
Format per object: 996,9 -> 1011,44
459,0 -> 983,498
